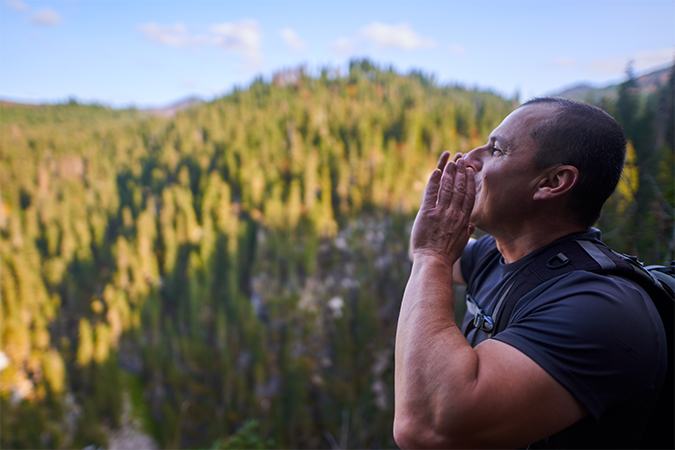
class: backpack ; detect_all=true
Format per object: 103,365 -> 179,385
463,232 -> 674,449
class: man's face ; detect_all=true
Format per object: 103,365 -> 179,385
463,104 -> 552,235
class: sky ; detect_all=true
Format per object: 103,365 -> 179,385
1,0 -> 674,108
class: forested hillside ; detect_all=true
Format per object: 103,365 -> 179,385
0,60 -> 672,449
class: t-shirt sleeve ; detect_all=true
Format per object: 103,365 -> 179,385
492,271 -> 667,420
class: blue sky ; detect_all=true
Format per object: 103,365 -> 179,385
1,0 -> 673,108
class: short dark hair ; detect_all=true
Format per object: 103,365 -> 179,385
521,97 -> 627,228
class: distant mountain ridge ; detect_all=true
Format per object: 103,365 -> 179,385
4,64 -> 672,114
0,96 -> 205,119
142,96 -> 204,117
552,64 -> 674,103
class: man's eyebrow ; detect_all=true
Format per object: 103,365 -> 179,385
490,135 -> 511,148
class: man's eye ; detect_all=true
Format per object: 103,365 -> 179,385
492,147 -> 503,155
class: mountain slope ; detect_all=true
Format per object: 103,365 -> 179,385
552,64 -> 674,103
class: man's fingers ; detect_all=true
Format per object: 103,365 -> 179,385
450,159 -> 467,210
421,168 -> 442,210
430,152 -> 474,214
437,151 -> 451,171
437,161 -> 457,208
463,167 -> 477,217
420,152 -> 450,205
453,152 -> 463,163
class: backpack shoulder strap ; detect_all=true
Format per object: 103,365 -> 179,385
491,234 -> 673,334
490,233 -> 603,335
463,237 -> 501,338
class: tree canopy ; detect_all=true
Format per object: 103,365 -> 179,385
0,60 -> 672,449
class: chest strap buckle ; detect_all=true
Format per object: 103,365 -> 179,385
473,312 -> 494,333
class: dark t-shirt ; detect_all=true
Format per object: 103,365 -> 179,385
460,233 -> 667,449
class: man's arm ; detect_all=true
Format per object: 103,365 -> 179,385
452,250 -> 467,286
394,158 -> 586,449
411,240 -> 466,285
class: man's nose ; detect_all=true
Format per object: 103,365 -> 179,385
464,147 -> 483,172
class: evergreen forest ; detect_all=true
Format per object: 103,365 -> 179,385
1,60 -> 673,449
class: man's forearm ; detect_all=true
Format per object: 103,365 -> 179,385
394,254 -> 479,448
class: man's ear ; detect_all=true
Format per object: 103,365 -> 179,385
533,165 -> 579,201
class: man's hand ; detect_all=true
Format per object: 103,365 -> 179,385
410,151 -> 476,268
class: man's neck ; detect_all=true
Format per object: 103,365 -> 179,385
492,222 -> 589,264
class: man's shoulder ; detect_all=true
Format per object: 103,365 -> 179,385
509,269 -> 665,351
521,269 -> 656,316
497,268 -> 667,422
549,268 -> 648,291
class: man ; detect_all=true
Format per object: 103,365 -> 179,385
394,98 -> 667,449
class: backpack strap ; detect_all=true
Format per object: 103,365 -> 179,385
463,232 -> 601,338
463,239 -> 501,337
490,232 -> 605,336
490,235 -> 673,335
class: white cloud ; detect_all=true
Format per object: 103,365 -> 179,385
4,0 -> 28,10
210,19 -> 262,69
280,27 -> 307,51
138,20 -> 263,72
586,48 -> 674,74
139,23 -> 196,47
330,37 -> 356,55
632,48 -> 674,70
586,58 -> 628,74
30,7 -> 62,26
550,57 -> 576,68
360,22 -> 436,50
448,43 -> 466,55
